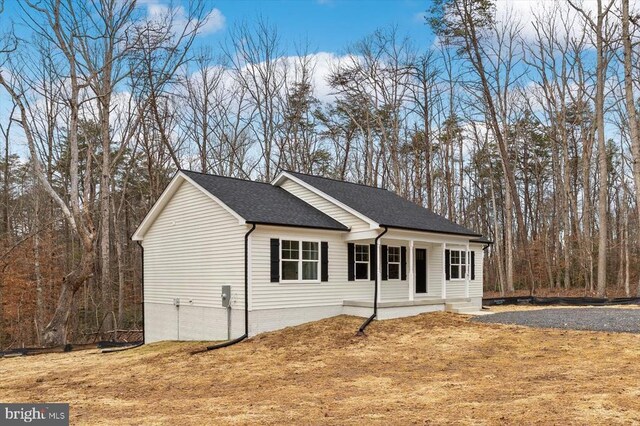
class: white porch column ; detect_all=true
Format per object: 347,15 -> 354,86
408,240 -> 415,301
465,241 -> 470,299
442,242 -> 447,299
376,240 -> 382,303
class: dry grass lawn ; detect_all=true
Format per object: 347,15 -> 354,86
2,309 -> 640,425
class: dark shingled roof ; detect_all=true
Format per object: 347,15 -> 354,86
471,235 -> 494,244
181,170 -> 348,231
285,171 -> 482,237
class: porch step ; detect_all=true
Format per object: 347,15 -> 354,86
445,301 -> 483,315
464,310 -> 494,316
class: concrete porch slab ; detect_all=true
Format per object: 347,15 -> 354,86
343,297 -> 471,308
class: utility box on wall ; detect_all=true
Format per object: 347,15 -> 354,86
221,285 -> 231,308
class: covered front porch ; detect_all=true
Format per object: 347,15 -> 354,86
342,297 -> 478,319
342,227 -> 480,318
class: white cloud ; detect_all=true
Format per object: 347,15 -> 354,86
303,51 -> 354,102
494,0 -> 640,42
140,0 -> 225,36
201,8 -> 226,35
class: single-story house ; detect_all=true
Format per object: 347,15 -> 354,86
132,170 -> 491,343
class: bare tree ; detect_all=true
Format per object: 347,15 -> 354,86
621,0 -> 640,289
225,19 -> 286,180
567,0 -> 617,296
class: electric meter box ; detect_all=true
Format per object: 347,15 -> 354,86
221,285 -> 231,308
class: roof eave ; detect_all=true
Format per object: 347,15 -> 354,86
379,224 -> 483,239
471,238 -> 494,245
246,221 -> 349,232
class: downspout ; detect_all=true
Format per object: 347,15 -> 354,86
138,241 -> 145,345
193,223 -> 256,353
357,226 -> 388,335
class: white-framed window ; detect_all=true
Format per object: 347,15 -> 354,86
387,246 -> 401,280
302,241 -> 319,280
281,240 -> 319,282
450,249 -> 466,280
355,244 -> 369,280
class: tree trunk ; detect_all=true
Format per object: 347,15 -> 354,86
490,175 -> 506,295
622,0 -> 640,263
41,250 -> 94,346
2,112 -> 10,236
504,182 -> 515,292
114,201 -> 126,331
624,199 -> 630,297
0,272 -> 3,347
100,110 -> 113,333
458,5 -> 533,290
34,198 -> 44,344
594,0 -> 608,297
582,129 -> 595,292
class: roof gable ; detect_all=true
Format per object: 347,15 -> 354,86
273,172 -> 378,229
179,171 -> 348,231
282,171 -> 482,237
132,172 -> 246,241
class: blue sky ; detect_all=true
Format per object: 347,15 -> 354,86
204,0 -> 434,53
0,0 -> 436,158
2,0 -> 435,55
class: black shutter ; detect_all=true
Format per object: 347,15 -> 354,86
321,242 -> 329,282
445,249 -> 450,281
347,243 -> 355,281
381,245 -> 388,281
401,246 -> 407,280
471,250 -> 475,280
270,239 -> 280,283
369,244 -> 376,280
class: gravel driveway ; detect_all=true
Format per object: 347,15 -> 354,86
472,308 -> 640,333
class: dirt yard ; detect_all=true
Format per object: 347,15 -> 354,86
2,309 -> 640,425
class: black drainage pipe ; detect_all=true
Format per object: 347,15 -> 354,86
357,226 -> 388,335
193,223 -> 256,354
101,342 -> 144,354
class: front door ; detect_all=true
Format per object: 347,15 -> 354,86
415,248 -> 427,294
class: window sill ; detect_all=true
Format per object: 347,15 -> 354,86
279,280 -> 322,284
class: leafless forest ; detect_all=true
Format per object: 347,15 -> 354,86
0,0 -> 639,348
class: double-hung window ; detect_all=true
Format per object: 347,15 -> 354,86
355,244 -> 369,280
387,246 -> 401,280
281,240 -> 319,281
450,249 -> 466,280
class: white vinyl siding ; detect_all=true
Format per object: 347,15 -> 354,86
427,245 -> 443,297
143,180 -> 246,308
251,226 -> 375,309
381,279 -> 409,301
469,245 -> 484,298
379,243 -> 407,301
279,179 -> 371,231
444,247 -> 481,299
